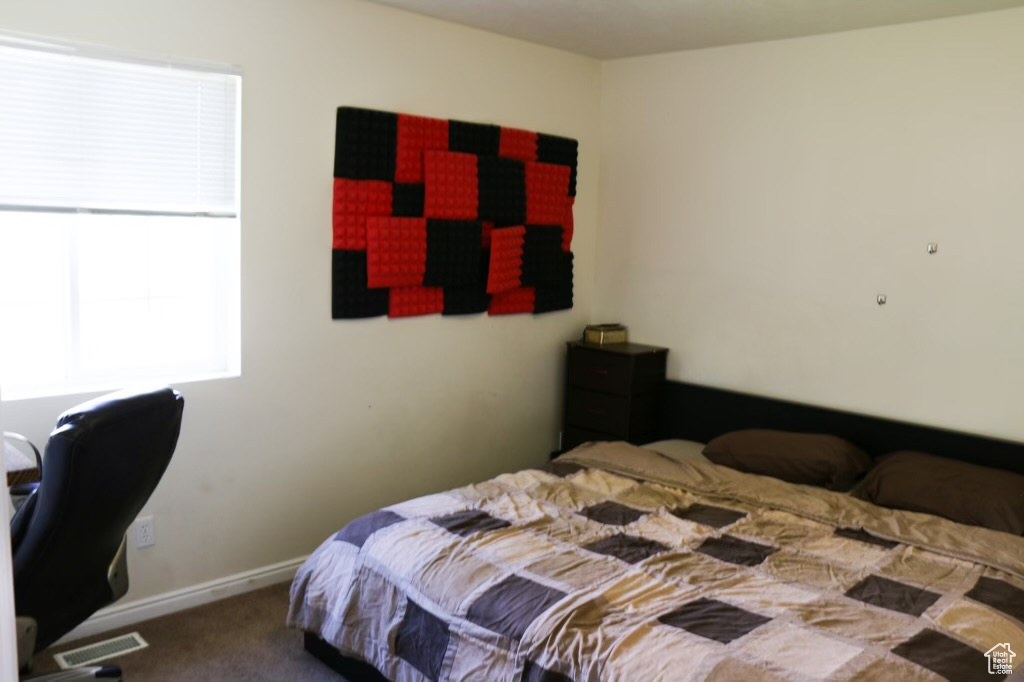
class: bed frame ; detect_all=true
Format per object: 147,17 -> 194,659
656,380 -> 1024,475
303,632 -> 389,682
302,378 -> 1024,678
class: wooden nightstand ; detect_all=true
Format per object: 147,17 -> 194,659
561,341 -> 668,451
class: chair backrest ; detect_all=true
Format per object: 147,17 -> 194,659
10,386 -> 184,651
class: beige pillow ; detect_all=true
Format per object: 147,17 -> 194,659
642,439 -> 711,465
703,429 -> 872,490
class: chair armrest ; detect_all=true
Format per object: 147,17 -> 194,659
10,482 -> 39,512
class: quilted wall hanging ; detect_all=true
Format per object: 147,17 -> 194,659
331,107 -> 578,318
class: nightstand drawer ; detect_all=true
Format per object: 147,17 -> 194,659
567,350 -> 635,393
562,423 -> 659,452
567,345 -> 667,395
565,388 -> 658,436
562,425 -> 617,451
566,388 -> 631,433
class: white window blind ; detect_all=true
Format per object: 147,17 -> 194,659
0,33 -> 241,400
0,36 -> 239,216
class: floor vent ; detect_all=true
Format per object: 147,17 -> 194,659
54,632 -> 149,669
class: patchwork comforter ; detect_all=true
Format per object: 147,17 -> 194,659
288,441 -> 1024,681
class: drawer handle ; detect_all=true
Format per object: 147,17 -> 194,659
588,369 -> 610,375
585,407 -> 608,416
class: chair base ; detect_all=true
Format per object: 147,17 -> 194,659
23,664 -> 122,680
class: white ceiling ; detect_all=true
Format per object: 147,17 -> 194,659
362,0 -> 1024,59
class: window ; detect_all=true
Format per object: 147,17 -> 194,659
0,33 -> 241,400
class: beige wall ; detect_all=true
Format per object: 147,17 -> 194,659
0,0 -> 601,601
5,0 -> 1023,613
598,9 -> 1024,441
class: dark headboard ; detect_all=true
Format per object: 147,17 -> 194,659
657,380 -> 1024,475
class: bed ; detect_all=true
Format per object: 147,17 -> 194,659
288,380 -> 1024,681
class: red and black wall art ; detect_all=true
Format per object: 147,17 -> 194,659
331,107 -> 578,318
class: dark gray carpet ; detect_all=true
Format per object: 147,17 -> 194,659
30,582 -> 347,681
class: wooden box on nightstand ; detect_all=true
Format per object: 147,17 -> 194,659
561,341 -> 668,451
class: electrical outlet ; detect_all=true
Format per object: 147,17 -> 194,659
135,516 -> 155,548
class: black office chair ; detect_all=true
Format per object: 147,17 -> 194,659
10,386 -> 184,680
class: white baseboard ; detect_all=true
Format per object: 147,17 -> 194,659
56,555 -> 309,646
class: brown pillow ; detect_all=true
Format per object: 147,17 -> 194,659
702,429 -> 872,490
852,451 -> 1024,535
